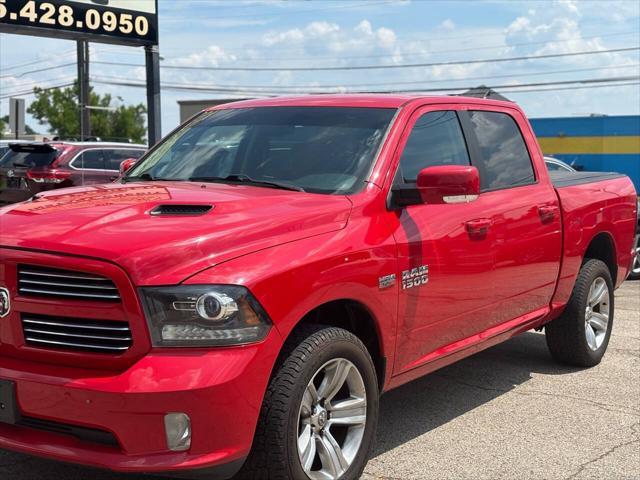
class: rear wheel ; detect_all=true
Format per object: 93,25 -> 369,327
238,325 -> 379,480
545,259 -> 614,367
628,236 -> 640,280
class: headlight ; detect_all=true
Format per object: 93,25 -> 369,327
139,285 -> 271,347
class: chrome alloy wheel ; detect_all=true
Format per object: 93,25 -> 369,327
585,277 -> 610,351
297,358 -> 367,480
632,244 -> 640,276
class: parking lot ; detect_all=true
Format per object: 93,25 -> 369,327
1,280 -> 638,480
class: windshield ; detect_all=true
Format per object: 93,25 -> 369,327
0,146 -> 59,168
127,106 -> 397,194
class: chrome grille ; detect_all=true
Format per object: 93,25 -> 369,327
18,265 -> 120,301
22,315 -> 132,354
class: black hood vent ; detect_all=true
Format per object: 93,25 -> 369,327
150,204 -> 213,216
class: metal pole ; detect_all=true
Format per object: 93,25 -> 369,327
76,40 -> 90,141
145,44 -> 161,146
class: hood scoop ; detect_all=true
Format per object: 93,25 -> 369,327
150,204 -> 213,216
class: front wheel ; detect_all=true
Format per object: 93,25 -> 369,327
545,259 -> 614,367
239,326 -> 379,480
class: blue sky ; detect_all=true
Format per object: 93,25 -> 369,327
1,0 -> 639,138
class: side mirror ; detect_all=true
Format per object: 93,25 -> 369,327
119,158 -> 137,175
392,165 -> 480,207
416,165 -> 480,204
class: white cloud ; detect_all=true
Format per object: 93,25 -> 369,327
354,20 -> 373,36
167,45 -> 236,67
376,27 -> 396,49
306,21 -> 340,38
440,19 -> 455,30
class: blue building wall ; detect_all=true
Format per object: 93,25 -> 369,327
530,115 -> 640,192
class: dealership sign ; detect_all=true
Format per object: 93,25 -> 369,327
0,0 -> 158,46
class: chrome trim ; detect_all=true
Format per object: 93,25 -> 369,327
19,279 -> 118,290
24,337 -> 130,351
23,318 -> 130,331
24,328 -> 132,342
19,287 -> 120,299
443,194 -> 479,204
19,270 -> 109,281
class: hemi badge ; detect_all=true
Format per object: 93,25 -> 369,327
379,274 -> 396,290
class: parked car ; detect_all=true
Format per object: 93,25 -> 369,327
544,156 -> 576,173
0,95 -> 637,480
0,141 -> 146,205
0,139 -> 30,160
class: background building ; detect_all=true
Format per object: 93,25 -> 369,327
530,115 -> 640,191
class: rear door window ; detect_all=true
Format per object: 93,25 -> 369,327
467,111 -> 535,191
399,110 -> 470,183
73,150 -> 105,170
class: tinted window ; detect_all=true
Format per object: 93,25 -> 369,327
545,161 -> 563,172
468,111 -> 535,190
128,107 -> 397,194
74,150 -> 105,170
104,149 -> 145,171
399,111 -> 470,182
0,146 -> 58,168
546,160 -> 573,173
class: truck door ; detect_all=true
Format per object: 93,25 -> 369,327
460,108 -> 562,327
391,107 -> 501,374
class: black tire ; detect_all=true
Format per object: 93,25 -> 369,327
628,236 -> 640,280
237,325 -> 379,480
545,259 -> 614,367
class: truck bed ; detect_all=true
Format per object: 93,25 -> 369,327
549,170 -> 627,188
550,173 -> 637,313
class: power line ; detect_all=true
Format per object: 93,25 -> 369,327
93,46 -> 640,72
149,30 -> 640,64
0,81 -> 75,100
0,50 -> 76,73
0,63 -> 76,79
164,0 -> 395,20
92,63 -> 640,91
493,81 -> 640,95
154,16 -> 640,55
90,75 -> 640,97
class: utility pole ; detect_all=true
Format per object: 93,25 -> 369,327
145,44 -> 161,146
77,40 -> 90,141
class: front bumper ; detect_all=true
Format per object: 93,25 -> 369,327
0,329 -> 281,475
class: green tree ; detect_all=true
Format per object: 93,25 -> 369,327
28,82 -> 147,143
0,115 -> 37,138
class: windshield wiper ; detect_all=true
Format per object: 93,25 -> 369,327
122,173 -> 176,183
189,174 -> 305,192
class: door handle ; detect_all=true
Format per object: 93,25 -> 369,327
465,218 -> 492,238
538,205 -> 558,223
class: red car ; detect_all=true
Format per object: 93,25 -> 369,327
0,95 -> 637,480
0,142 -> 146,205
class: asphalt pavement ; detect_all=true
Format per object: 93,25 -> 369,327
2,281 -> 639,480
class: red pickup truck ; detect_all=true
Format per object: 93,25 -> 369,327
0,95 -> 637,480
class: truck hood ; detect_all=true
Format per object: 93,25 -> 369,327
0,182 -> 352,285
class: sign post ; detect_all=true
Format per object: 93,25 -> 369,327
1,0 -> 160,144
76,39 -> 90,141
145,44 -> 161,146
9,98 -> 25,139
